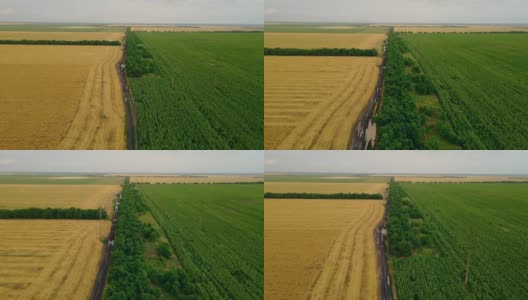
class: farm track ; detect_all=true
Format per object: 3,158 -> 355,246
90,194 -> 121,300
350,40 -> 387,150
117,34 -> 139,150
376,187 -> 391,300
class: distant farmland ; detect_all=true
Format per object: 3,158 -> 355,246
138,183 -> 263,299
127,32 -> 263,149
265,33 -> 386,51
389,182 -> 528,299
402,33 -> 528,149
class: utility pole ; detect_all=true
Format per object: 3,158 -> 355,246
464,226 -> 473,289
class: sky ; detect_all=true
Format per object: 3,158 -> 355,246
265,0 -> 528,24
0,151 -> 263,174
265,151 -> 528,175
0,0 -> 263,24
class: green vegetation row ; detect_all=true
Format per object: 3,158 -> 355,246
105,182 -> 199,299
139,184 -> 263,299
391,182 -> 528,299
127,31 -> 263,149
0,39 -> 120,46
264,47 -> 378,56
105,183 -> 159,299
376,33 -> 424,149
0,207 -> 106,219
264,192 -> 383,199
402,33 -> 528,149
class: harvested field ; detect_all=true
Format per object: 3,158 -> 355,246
265,200 -> 384,299
0,45 -> 125,149
130,175 -> 263,184
131,25 -> 262,32
0,31 -> 124,41
0,219 -> 110,299
394,176 -> 528,183
265,33 -> 386,52
0,184 -> 121,211
265,56 -> 380,149
395,25 -> 528,33
264,182 -> 388,196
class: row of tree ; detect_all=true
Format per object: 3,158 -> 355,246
387,183 -> 431,257
0,207 -> 106,219
376,33 -> 424,149
0,39 -> 121,46
264,47 -> 378,56
126,31 -> 156,77
264,192 -> 383,199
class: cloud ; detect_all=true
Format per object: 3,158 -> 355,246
265,8 -> 279,16
0,8 -> 16,16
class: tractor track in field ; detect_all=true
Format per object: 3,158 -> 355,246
117,31 -> 139,150
350,39 -> 388,150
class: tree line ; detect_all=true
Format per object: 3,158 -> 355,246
0,207 -> 106,219
387,183 -> 431,257
264,47 -> 378,56
126,31 -> 156,77
105,183 -> 198,299
0,39 -> 121,46
376,33 -> 424,149
264,192 -> 383,199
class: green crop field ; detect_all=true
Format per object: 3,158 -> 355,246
138,183 -> 263,299
402,33 -> 528,149
389,182 -> 528,299
127,32 -> 263,149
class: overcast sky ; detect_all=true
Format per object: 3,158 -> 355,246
0,151 -> 263,174
265,151 -> 528,175
0,0 -> 263,24
265,0 -> 528,24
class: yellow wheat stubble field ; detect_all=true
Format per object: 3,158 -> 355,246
265,182 -> 388,196
0,31 -> 124,41
0,184 -> 121,212
265,33 -> 386,52
265,199 -> 384,300
265,56 -> 380,149
0,45 -> 125,149
0,219 -> 110,299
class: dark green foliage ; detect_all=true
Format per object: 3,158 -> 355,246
105,184 -> 158,299
376,33 -> 424,149
128,32 -> 263,149
126,31 -> 156,77
393,183 -> 528,299
387,183 -> 429,258
148,268 -> 199,299
264,47 -> 378,56
0,39 -> 120,45
403,33 -> 528,149
0,207 -> 106,219
264,192 -> 383,199
156,243 -> 171,259
142,223 -> 160,242
139,184 -> 263,299
414,75 -> 435,95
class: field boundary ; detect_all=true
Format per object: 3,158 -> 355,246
376,185 -> 392,300
90,191 -> 121,300
118,30 -> 139,150
350,38 -> 388,150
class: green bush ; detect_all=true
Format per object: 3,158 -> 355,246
157,243 -> 171,259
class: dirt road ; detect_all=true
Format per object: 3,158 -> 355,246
350,39 -> 388,150
90,194 -> 121,300
376,186 -> 392,300
117,31 -> 138,150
